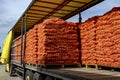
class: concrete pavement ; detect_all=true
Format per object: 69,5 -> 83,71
0,64 -> 21,80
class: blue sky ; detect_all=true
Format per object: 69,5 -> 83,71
0,0 -> 119,52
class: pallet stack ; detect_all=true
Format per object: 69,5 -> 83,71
12,7 -> 120,68
37,18 -> 79,65
14,38 -> 21,61
96,7 -> 120,67
79,7 -> 120,68
79,17 -> 98,64
64,22 -> 79,64
25,25 -> 38,64
13,34 -> 26,62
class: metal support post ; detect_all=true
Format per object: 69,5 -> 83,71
79,13 -> 82,22
78,13 -> 82,67
23,13 -> 27,80
21,17 -> 24,65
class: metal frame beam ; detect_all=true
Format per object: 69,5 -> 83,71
29,9 -> 67,15
35,0 -> 72,23
27,15 -> 43,19
28,12 -> 46,16
79,13 -> 82,22
28,12 -> 63,18
32,5 -> 74,12
62,0 -> 104,20
71,1 -> 87,4
22,13 -> 27,80
36,0 -> 79,8
27,17 -> 40,20
21,17 -> 24,65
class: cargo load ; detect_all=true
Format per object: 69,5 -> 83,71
14,18 -> 80,66
79,7 -> 120,68
96,7 -> 120,67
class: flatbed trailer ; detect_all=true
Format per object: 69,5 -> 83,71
7,0 -> 120,80
12,61 -> 120,80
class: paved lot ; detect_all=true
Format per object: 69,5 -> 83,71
0,64 -> 21,80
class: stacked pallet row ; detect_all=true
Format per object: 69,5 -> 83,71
79,17 -> 98,65
96,7 -> 120,67
25,25 -> 38,64
13,36 -> 25,61
64,22 -> 79,64
14,38 -> 21,61
37,18 -> 79,65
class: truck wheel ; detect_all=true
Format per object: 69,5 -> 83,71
33,73 -> 45,80
25,70 -> 33,80
45,76 -> 53,80
9,64 -> 16,76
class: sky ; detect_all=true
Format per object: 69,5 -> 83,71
0,0 -> 120,52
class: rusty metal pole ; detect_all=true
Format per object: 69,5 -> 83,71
79,13 -> 82,22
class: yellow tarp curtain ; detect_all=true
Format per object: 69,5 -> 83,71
1,31 -> 12,64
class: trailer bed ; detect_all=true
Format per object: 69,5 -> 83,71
25,64 -> 120,80
61,68 -> 120,80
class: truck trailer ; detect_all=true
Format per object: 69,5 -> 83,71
1,0 -> 120,80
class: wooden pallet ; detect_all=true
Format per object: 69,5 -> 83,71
26,62 -> 81,68
82,64 -> 120,71
97,65 -> 120,71
36,63 -> 81,68
84,64 -> 98,69
61,64 -> 81,68
26,63 -> 38,66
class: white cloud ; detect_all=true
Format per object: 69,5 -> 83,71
0,0 -> 32,51
0,0 -> 119,51
81,0 -> 120,21
67,0 -> 120,22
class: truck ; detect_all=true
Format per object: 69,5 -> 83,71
1,0 -> 120,80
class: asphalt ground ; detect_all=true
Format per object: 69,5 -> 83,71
0,64 -> 21,80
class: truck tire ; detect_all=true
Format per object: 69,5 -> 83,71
45,76 -> 53,80
25,70 -> 33,80
33,73 -> 45,80
9,64 -> 16,76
